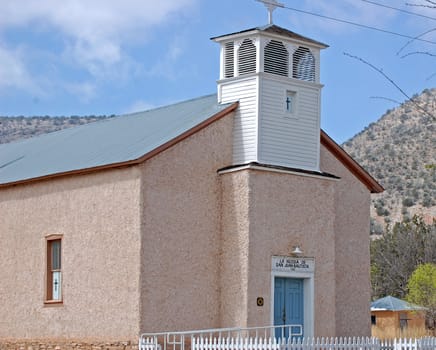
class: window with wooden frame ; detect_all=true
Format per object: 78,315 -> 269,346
46,235 -> 62,303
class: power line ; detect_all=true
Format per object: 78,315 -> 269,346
361,0 -> 436,21
397,27 -> 436,54
260,1 -> 436,45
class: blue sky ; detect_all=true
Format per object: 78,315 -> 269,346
0,0 -> 435,143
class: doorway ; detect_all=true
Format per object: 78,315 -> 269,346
273,277 -> 304,339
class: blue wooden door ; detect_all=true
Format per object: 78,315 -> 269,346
274,277 -> 304,339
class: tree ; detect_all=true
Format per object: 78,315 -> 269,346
370,215 -> 436,299
407,263 -> 436,330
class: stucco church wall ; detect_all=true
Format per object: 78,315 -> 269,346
0,167 -> 142,342
320,144 -> 372,337
220,168 -> 337,336
220,171 -> 250,328
139,114 -> 234,333
246,170 -> 337,336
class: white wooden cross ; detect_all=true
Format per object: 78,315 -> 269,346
256,0 -> 285,25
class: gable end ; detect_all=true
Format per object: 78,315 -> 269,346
320,130 -> 384,193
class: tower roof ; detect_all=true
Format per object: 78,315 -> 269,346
211,24 -> 328,49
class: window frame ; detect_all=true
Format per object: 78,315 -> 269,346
224,41 -> 235,78
284,90 -> 298,118
399,312 -> 409,330
237,38 -> 257,76
264,39 -> 289,77
45,234 -> 63,304
292,46 -> 315,82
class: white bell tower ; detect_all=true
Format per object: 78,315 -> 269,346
212,8 -> 328,172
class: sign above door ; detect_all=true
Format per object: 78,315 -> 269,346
272,255 -> 315,274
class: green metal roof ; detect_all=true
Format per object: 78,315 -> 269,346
0,94 -> 234,186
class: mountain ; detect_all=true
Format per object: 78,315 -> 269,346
0,115 -> 112,144
1,90 -> 435,233
342,88 -> 436,233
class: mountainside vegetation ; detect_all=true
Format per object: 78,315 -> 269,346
0,115 -> 113,144
343,88 -> 436,230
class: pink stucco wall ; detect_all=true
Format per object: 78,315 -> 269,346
220,168 -> 337,336
248,169 -> 337,336
220,171 -> 250,328
320,144 -> 372,337
0,167 -> 142,341
139,114 -> 234,333
219,144 -> 373,337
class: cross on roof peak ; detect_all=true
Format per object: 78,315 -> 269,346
256,0 -> 284,25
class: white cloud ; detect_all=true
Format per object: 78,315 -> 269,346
146,36 -> 186,79
0,0 -> 197,96
124,100 -> 157,114
0,45 -> 42,95
65,82 -> 98,103
0,0 -> 196,41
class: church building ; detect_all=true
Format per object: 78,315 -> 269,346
0,6 -> 382,350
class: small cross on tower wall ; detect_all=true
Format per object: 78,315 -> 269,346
256,0 -> 284,25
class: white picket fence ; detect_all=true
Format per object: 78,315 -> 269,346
190,337 -> 436,350
378,337 -> 436,350
191,336 -> 379,350
139,326 -> 436,350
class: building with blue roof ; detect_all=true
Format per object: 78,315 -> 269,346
371,296 -> 427,338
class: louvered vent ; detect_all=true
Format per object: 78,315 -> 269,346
264,40 -> 289,77
224,42 -> 235,78
293,47 -> 315,82
238,39 -> 256,76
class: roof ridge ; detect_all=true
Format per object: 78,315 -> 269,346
0,94 -> 222,148
121,93 -> 219,118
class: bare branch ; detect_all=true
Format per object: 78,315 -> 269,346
400,52 -> 436,80
400,51 -> 436,58
397,27 -> 436,56
406,4 -> 436,8
406,0 -> 436,8
344,53 -> 410,99
370,96 -> 405,105
344,52 -> 436,120
362,0 -> 436,20
427,72 -> 436,80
